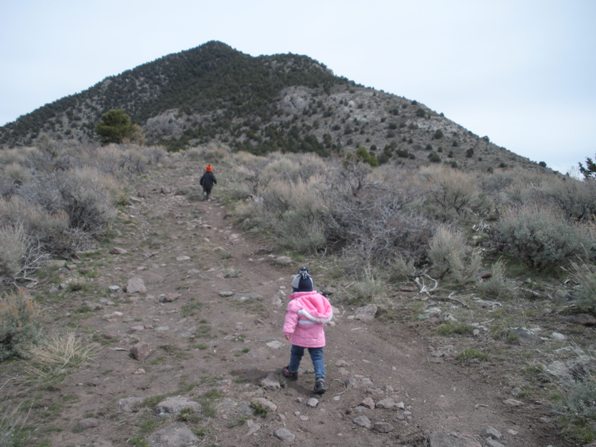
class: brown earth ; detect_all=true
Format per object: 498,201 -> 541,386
6,159 -> 570,447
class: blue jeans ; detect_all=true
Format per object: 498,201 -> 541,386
288,345 -> 325,380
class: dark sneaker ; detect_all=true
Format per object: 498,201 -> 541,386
314,379 -> 327,395
282,367 -> 298,381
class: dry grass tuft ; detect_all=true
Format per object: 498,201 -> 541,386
0,379 -> 31,446
0,289 -> 39,360
26,332 -> 95,381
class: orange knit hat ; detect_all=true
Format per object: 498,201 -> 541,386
205,164 -> 213,172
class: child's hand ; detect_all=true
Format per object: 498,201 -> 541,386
284,333 -> 292,341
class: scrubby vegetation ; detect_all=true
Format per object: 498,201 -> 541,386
0,142 -> 166,290
0,139 -> 593,444
211,146 -> 595,443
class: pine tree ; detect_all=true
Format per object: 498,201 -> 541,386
95,109 -> 136,144
578,155 -> 596,180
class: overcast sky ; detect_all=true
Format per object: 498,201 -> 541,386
1,0 -> 595,174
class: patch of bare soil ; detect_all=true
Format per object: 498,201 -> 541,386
6,160 -> 572,447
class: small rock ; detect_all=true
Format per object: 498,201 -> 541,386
503,398 -> 523,407
352,415 -> 372,429
335,359 -> 349,367
266,340 -> 283,350
102,312 -> 121,322
429,432 -> 482,447
119,397 -> 144,413
159,293 -> 181,303
176,255 -> 191,262
485,440 -> 505,447
126,277 -> 146,294
76,418 -> 99,430
219,290 -> 235,297
306,398 -> 319,408
376,398 -> 397,409
129,325 -> 145,332
360,397 -> 375,409
484,426 -> 502,440
424,307 -> 442,317
551,331 -> 566,341
110,247 -> 128,255
129,342 -> 152,361
272,256 -> 293,266
274,427 -> 296,442
373,422 -> 394,433
260,374 -> 281,390
245,419 -> 261,437
133,368 -> 146,375
108,285 -> 121,293
251,397 -> 277,412
148,423 -> 199,447
564,313 -> 596,326
353,304 -> 378,321
155,396 -> 202,417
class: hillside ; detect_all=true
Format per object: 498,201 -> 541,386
0,41 -> 539,172
0,154 -> 578,446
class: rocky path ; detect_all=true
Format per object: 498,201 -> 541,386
29,160 -> 560,447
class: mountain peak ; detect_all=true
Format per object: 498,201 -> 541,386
0,41 -> 539,172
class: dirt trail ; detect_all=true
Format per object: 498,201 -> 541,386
30,160 -> 562,447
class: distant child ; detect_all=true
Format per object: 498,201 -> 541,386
282,267 -> 333,395
199,164 -> 217,200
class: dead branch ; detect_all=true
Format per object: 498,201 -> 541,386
432,291 -> 469,308
415,274 -> 438,295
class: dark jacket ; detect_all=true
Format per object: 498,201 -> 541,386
199,171 -> 217,191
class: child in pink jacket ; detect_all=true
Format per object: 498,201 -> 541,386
282,267 -> 333,394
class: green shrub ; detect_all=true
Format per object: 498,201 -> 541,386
437,322 -> 475,336
0,289 -> 39,361
342,275 -> 386,305
456,348 -> 488,364
477,260 -> 517,300
568,262 -> 596,315
557,379 -> 596,443
325,176 -> 434,267
387,256 -> 416,283
56,168 -> 117,235
418,165 -> 487,221
539,177 -> 596,222
355,147 -> 379,167
256,174 -> 328,253
96,109 -> 139,144
0,196 -> 71,256
493,206 -> 593,270
427,152 -> 441,163
0,224 -> 26,278
428,226 -> 482,284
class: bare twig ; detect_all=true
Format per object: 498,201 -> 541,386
432,291 -> 469,308
415,274 -> 438,295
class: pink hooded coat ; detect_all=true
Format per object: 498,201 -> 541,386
283,291 -> 333,348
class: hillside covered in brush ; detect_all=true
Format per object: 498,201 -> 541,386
0,41 -> 539,172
